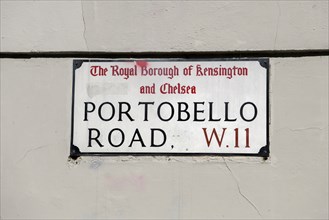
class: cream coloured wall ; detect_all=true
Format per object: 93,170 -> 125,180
1,1 -> 328,219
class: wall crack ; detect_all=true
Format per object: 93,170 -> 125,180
275,126 -> 327,133
223,157 -> 263,218
17,144 -> 50,164
274,2 -> 281,49
80,0 -> 89,51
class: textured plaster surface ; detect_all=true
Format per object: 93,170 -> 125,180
1,57 -> 328,219
1,1 -> 328,52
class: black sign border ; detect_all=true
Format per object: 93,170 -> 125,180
70,58 -> 270,159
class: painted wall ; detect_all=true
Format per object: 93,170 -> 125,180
1,1 -> 328,219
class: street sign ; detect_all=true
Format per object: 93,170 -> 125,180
70,59 -> 269,157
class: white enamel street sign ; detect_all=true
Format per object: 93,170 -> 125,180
70,59 -> 269,157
